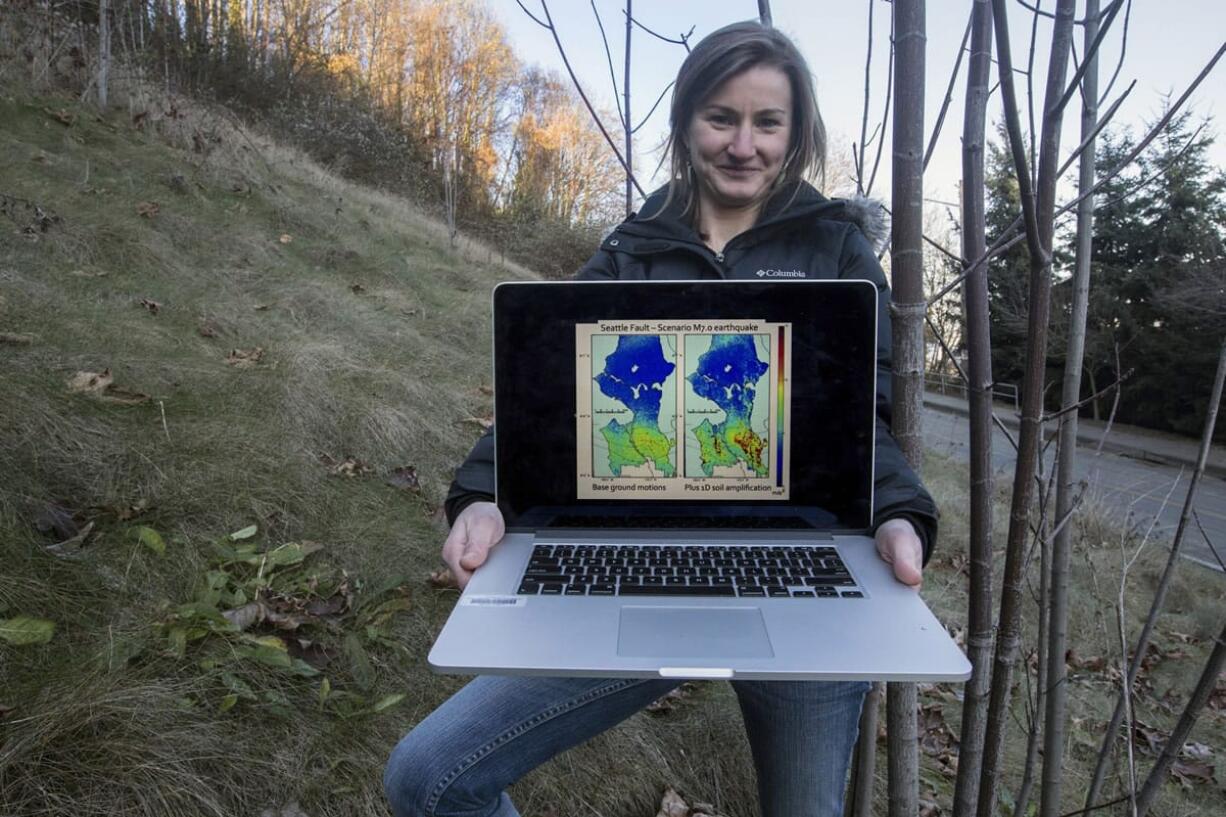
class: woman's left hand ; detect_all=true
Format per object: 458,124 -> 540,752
874,518 -> 924,588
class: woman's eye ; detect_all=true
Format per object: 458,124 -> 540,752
758,118 -> 782,129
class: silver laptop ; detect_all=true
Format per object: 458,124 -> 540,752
428,280 -> 970,681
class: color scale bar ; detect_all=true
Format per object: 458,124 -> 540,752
776,326 -> 785,486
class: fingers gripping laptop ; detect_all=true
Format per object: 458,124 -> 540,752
428,280 -> 971,682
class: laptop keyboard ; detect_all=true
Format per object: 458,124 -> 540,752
517,544 -> 864,599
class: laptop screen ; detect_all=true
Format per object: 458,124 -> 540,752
492,280 -> 877,531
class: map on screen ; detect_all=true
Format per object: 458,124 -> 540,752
575,319 -> 792,500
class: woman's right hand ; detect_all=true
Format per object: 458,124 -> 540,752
440,501 -> 505,590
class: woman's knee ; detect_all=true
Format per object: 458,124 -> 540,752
383,724 -> 451,817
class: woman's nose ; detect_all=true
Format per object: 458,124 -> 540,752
726,125 -> 756,160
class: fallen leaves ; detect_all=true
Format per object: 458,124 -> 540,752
279,234 -> 293,244
137,297 -> 162,314
386,465 -> 421,492
319,454 -> 373,477
1210,674 -> 1226,714
45,520 -> 95,558
1127,721 -> 1219,786
0,332 -> 34,344
66,368 -> 151,405
1170,756 -> 1215,787
1066,649 -> 1108,672
198,320 -> 219,338
226,347 -> 264,368
222,584 -> 348,635
918,703 -> 959,778
135,201 -> 160,218
44,107 -> 74,126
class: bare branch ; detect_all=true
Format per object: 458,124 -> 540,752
929,43 -> 1223,313
1055,79 -> 1135,178
975,4 -> 1078,816
534,2 -> 645,199
856,0 -> 876,193
1135,622 -> 1226,817
625,12 -> 693,50
1015,0 -> 1055,19
924,12 -> 974,172
631,81 -> 673,135
1054,41 -> 1226,216
513,0 -> 549,29
866,10 -> 896,197
1086,339 -> 1226,813
1041,368 -> 1133,423
1192,510 -> 1226,572
1051,0 -> 1126,117
590,0 -> 624,129
881,204 -> 967,266
623,0 -> 634,217
1026,0 -> 1042,179
1099,0 -> 1132,104
1057,796 -> 1135,817
1086,122 -> 1208,213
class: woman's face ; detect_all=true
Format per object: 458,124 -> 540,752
686,64 -> 793,216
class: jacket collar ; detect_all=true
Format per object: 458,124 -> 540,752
612,181 -> 890,253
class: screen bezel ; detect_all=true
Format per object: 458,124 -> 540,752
491,280 -> 878,532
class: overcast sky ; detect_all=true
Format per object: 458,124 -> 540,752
494,1 -> 1225,217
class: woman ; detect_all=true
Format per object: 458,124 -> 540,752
385,20 -> 937,817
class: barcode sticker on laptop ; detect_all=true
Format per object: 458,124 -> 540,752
461,595 -> 526,607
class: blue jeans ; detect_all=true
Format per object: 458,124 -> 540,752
384,676 -> 869,817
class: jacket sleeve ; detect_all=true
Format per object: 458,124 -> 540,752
444,247 -> 620,525
837,225 -> 940,564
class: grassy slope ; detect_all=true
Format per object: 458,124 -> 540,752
0,86 -> 1222,817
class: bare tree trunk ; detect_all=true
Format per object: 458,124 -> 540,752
976,3 -> 1078,816
758,0 -> 772,27
847,15 -> 883,785
950,9 -> 995,817
1014,536 -> 1050,817
623,0 -> 633,217
888,3 -> 925,815
846,682 -> 883,817
1135,618 -> 1226,817
1040,3 -> 1100,816
98,0 -> 111,109
443,143 -> 458,249
1085,338 -> 1226,811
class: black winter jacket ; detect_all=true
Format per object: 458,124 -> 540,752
444,181 -> 939,563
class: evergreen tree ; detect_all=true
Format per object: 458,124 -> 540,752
983,122 -> 1032,391
1069,109 -> 1226,433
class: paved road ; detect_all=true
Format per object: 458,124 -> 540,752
923,405 -> 1226,573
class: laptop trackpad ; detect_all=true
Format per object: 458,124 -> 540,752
617,606 -> 774,658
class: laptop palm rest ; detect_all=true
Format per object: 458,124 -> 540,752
616,606 -> 774,659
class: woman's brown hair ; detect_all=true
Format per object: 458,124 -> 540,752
658,20 -> 827,220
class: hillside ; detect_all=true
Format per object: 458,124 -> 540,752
0,85 -> 540,814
